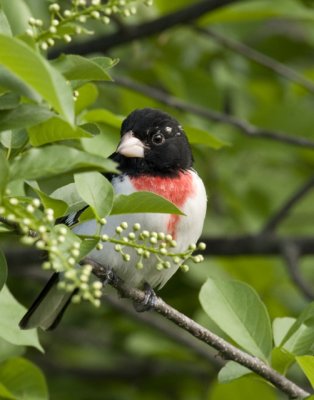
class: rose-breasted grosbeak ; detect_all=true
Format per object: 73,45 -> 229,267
19,108 -> 207,330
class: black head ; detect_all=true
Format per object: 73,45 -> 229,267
114,108 -> 193,176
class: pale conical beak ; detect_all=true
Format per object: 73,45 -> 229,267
116,131 -> 145,158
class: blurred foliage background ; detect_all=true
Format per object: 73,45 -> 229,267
1,0 -> 314,399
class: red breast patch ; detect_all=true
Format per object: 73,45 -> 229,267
130,172 -> 195,238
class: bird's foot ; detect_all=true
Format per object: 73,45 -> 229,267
133,282 -> 157,312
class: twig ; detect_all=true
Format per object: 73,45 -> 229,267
49,0 -> 238,57
113,77 -> 314,149
261,175 -> 314,234
105,295 -> 223,367
195,27 -> 314,94
88,259 -> 311,400
282,243 -> 314,301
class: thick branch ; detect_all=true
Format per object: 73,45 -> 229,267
196,27 -> 314,94
114,77 -> 314,149
49,0 -> 238,57
88,260 -> 310,399
282,243 -> 314,301
4,236 -> 314,270
261,174 -> 314,234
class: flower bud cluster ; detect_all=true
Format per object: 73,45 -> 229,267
25,0 -> 154,49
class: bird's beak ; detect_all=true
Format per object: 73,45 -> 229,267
116,131 -> 145,158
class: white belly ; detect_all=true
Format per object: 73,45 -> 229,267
73,171 -> 207,288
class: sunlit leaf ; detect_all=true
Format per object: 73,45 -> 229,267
199,277 -> 272,362
296,355 -> 314,389
0,34 -> 74,122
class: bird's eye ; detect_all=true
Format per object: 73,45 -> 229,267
152,132 -> 165,145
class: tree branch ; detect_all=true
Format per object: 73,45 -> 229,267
105,295 -> 223,367
282,243 -> 314,301
113,77 -> 314,149
49,0 -> 238,58
5,236 -> 314,270
261,174 -> 314,234
88,259 -> 310,399
195,27 -> 314,94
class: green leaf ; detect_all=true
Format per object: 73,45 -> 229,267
273,318 -> 314,355
0,130 -> 28,149
208,375 -> 277,400
0,66 -> 39,101
0,250 -> 7,292
0,382 -> 15,399
26,183 -> 68,219
199,277 -> 272,362
74,172 -> 114,220
75,83 -> 98,115
0,150 -> 9,195
0,8 -> 12,36
111,192 -> 185,215
0,93 -> 19,110
51,54 -> 115,81
201,0 -> 314,24
28,116 -> 93,146
271,347 -> 294,375
0,34 -> 74,123
218,361 -> 251,383
78,238 -> 98,259
0,337 -> 24,363
296,356 -> 314,389
0,0 -> 32,35
0,286 -> 42,351
10,144 -> 118,181
273,317 -> 295,347
185,124 -> 230,149
50,183 -> 85,214
0,104 -> 53,131
83,108 -> 123,129
280,303 -> 314,348
0,357 -> 48,400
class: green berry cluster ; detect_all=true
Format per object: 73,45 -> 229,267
91,221 -> 206,273
25,0 -> 154,50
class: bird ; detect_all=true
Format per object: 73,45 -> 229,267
19,108 -> 207,331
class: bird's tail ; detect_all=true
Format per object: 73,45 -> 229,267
19,273 -> 75,331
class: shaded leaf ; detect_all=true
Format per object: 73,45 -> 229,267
185,124 -> 230,149
111,192 -> 185,215
26,182 -> 68,219
0,357 -> 48,400
0,93 -> 19,110
199,277 -> 272,362
75,172 -> 114,220
10,145 -> 118,180
0,104 -> 53,131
